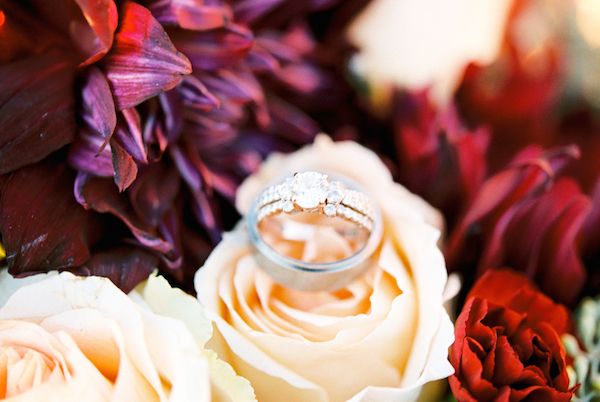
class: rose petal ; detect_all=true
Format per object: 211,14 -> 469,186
0,162 -> 96,274
102,1 -> 192,110
0,49 -> 76,174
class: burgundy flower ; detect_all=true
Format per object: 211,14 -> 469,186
450,269 -> 574,402
446,145 -> 591,305
0,0 -> 362,290
393,90 -> 489,229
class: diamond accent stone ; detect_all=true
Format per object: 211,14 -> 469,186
291,172 -> 328,209
324,204 -> 336,216
282,201 -> 294,213
327,187 -> 343,204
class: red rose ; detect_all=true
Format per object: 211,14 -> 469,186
450,269 -> 574,402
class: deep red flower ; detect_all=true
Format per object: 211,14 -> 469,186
446,145 -> 591,305
450,269 -> 574,402
393,90 -> 489,229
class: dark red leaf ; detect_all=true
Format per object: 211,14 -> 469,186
0,49 -> 76,174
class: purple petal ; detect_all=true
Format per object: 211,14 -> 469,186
179,75 -> 220,111
68,127 -> 115,177
169,23 -> 253,70
233,0 -> 286,23
147,0 -> 231,31
102,1 -> 192,110
110,138 -> 138,191
114,108 -> 148,163
80,67 -> 116,151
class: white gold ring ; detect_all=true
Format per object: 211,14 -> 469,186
247,171 -> 383,291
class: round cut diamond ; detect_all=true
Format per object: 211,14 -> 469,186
291,172 -> 328,209
324,204 -> 336,216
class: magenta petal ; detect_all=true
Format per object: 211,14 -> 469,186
114,108 -> 148,163
110,138 -> 138,191
148,0 -> 231,31
80,67 -> 116,150
68,127 -> 115,177
102,1 -> 192,110
158,91 -> 184,143
0,49 -> 76,174
75,247 -> 157,292
169,23 -> 254,70
0,162 -> 95,274
233,0 -> 286,24
179,76 -> 220,111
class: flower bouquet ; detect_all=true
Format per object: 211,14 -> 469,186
1,0 -> 599,401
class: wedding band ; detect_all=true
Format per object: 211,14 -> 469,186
247,171 -> 383,291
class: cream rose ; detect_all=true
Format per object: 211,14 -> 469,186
0,270 -> 255,402
195,135 -> 454,402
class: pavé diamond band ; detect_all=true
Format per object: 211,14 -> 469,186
247,171 -> 383,291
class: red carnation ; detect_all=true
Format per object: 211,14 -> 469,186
450,269 -> 574,402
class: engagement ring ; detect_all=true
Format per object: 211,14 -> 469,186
247,171 -> 383,291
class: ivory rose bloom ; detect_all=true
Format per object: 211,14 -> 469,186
195,135 -> 455,402
0,270 -> 255,402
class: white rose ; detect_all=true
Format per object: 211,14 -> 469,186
0,270 -> 255,402
195,135 -> 454,402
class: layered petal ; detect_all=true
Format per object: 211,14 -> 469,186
102,1 -> 192,110
446,145 -> 589,304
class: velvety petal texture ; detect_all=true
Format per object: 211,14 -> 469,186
446,146 -> 591,304
449,269 -> 574,402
